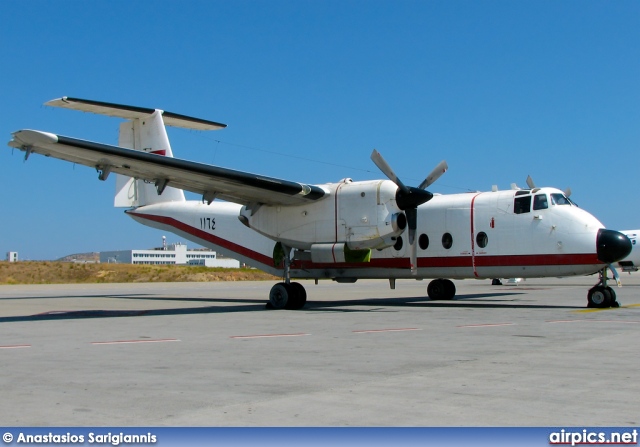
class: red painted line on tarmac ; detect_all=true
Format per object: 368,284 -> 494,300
547,319 -> 640,325
352,328 -> 421,334
0,344 -> 31,349
592,320 -> 640,324
91,338 -> 180,345
230,333 -> 310,339
457,323 -> 515,328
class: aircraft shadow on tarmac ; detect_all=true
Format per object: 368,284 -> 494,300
0,291 -> 586,323
0,294 -> 152,301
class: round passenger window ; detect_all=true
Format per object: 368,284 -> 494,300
442,233 -> 453,249
419,234 -> 429,250
476,232 -> 488,248
393,236 -> 403,251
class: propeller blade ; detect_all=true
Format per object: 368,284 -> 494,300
526,175 -> 536,189
418,160 -> 448,190
405,208 -> 418,275
371,149 -> 410,193
409,229 -> 417,275
608,264 -> 622,287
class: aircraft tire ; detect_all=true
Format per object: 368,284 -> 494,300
607,287 -> 620,307
269,283 -> 290,309
286,282 -> 307,310
442,279 -> 456,300
427,279 -> 446,300
587,286 -> 612,309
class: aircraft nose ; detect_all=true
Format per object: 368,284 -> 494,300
597,229 -> 632,263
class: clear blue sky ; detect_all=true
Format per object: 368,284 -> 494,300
1,1 -> 638,260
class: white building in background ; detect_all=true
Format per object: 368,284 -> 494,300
99,241 -> 240,268
6,252 -> 18,262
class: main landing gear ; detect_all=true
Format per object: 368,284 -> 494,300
587,268 -> 620,309
268,281 -> 307,310
427,278 -> 456,300
267,244 -> 307,310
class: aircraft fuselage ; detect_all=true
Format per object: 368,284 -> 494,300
127,182 -> 610,281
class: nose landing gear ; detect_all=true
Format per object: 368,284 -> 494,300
587,267 -> 621,309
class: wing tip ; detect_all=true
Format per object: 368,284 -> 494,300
11,129 -> 59,146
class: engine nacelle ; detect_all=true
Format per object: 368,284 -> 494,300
240,179 -> 405,251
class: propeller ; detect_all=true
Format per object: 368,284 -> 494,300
371,149 -> 448,275
526,175 -> 536,189
527,175 -> 572,198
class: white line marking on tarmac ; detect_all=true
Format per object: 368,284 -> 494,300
0,344 -> 31,349
352,328 -> 421,334
457,323 -> 515,328
230,333 -> 311,339
91,339 -> 180,345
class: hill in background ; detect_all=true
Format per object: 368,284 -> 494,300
0,261 -> 277,285
56,252 -> 100,262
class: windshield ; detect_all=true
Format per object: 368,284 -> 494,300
550,193 -> 572,206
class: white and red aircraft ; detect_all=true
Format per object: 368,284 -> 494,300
615,230 -> 639,273
8,98 -> 632,309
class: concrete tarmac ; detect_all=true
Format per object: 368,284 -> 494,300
0,276 -> 639,426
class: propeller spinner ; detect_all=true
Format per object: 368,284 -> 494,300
371,149 -> 448,274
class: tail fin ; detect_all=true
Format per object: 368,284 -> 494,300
114,110 -> 186,207
45,97 -> 226,207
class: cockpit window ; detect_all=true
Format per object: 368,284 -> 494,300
551,193 -> 571,206
514,195 -> 531,214
533,194 -> 548,210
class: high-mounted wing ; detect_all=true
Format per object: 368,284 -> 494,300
9,130 -> 326,206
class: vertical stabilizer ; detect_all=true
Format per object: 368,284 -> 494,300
114,110 -> 185,207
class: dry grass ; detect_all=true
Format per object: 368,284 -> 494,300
0,261 -> 278,285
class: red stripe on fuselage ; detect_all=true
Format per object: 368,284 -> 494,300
128,212 -> 601,272
127,211 -> 274,267
472,253 -> 600,267
470,193 -> 482,278
334,182 -> 347,243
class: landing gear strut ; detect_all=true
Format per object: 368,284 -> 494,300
587,268 -> 620,309
267,244 -> 307,310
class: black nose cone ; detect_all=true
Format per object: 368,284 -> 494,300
597,229 -> 632,263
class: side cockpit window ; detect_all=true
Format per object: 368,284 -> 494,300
514,195 -> 531,214
533,194 -> 548,210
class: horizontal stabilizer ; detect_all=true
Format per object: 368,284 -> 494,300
45,97 -> 227,131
